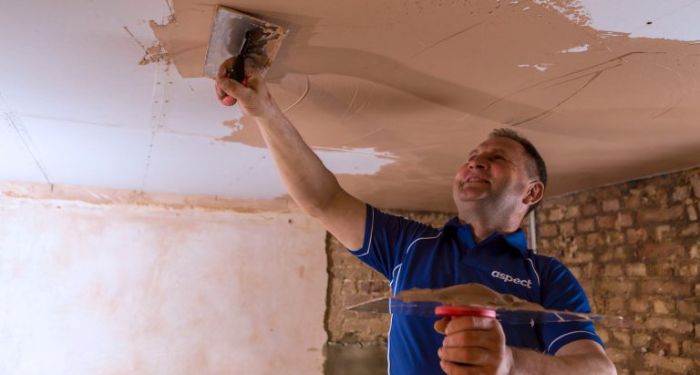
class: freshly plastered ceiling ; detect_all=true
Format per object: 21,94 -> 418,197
1,0 -> 699,212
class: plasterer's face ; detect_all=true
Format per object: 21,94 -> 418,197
452,137 -> 534,210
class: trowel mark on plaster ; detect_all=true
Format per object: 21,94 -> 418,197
410,21 -> 485,58
282,75 -> 310,113
487,51 -> 659,126
341,85 -> 361,118
650,62 -> 687,119
510,70 -> 602,126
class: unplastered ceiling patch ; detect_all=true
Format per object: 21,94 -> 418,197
537,0 -> 700,41
315,147 -> 397,176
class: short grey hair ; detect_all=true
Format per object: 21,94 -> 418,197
489,128 -> 547,214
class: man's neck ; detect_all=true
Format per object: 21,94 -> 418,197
457,207 -> 523,243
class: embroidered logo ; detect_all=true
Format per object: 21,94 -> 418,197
491,270 -> 532,289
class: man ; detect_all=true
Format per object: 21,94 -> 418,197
215,60 -> 617,375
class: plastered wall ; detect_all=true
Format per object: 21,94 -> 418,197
0,189 -> 328,375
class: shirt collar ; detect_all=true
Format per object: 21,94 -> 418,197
445,217 -> 529,257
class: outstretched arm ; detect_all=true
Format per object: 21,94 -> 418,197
215,59 -> 366,249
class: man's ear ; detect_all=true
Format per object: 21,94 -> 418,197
523,180 -> 545,206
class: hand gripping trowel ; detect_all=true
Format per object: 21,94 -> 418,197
348,283 -> 626,328
203,6 -> 287,81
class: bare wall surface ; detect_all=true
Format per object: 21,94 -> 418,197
0,184 -> 327,375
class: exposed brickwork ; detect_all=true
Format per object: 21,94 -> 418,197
326,167 -> 700,374
538,166 -> 700,374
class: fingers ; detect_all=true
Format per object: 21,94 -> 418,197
216,55 -> 266,107
443,328 -> 499,351
215,80 -> 237,106
434,317 -> 449,334
439,360 -> 479,375
445,316 -> 496,335
439,346 -> 493,366
217,56 -> 237,78
437,316 -> 508,373
217,76 -> 246,97
216,71 -> 248,107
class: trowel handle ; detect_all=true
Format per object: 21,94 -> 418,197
435,306 -> 496,319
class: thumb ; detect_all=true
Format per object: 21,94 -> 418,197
434,317 -> 449,334
218,76 -> 248,98
244,70 -> 264,92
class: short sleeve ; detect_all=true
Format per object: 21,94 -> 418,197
348,204 -> 436,280
539,258 -> 606,354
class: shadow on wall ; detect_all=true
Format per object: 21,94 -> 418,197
324,343 -> 387,375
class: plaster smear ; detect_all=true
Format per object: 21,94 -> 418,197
151,0 -> 700,212
398,283 -> 545,312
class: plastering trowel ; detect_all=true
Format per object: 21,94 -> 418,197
203,6 -> 287,80
348,283 -> 626,328
348,297 -> 626,327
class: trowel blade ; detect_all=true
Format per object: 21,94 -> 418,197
203,6 -> 287,79
347,297 -> 625,327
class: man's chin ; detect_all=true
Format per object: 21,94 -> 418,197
454,191 -> 488,203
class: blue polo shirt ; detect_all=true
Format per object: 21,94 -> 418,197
349,205 -> 604,375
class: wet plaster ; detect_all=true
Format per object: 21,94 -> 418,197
397,283 -> 545,311
152,0 -> 700,212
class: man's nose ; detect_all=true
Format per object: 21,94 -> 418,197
468,155 -> 487,169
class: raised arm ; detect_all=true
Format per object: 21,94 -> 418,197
215,59 -> 366,249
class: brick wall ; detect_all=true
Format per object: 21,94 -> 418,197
325,167 -> 700,374
537,167 -> 700,374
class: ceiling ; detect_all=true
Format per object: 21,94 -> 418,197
2,0 -> 699,212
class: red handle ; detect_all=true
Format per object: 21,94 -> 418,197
435,306 -> 497,319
